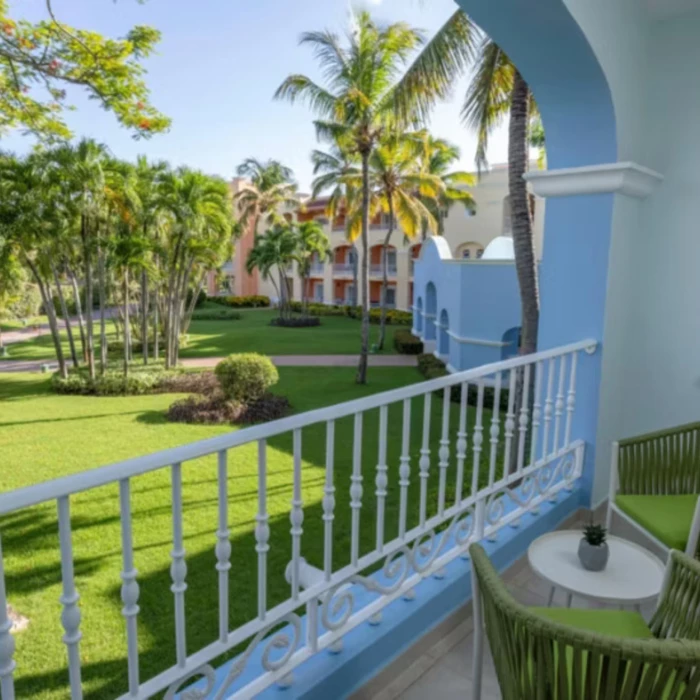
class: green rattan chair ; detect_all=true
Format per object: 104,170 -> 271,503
469,544 -> 700,699
606,422 -> 700,557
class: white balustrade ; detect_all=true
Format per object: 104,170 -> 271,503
0,339 -> 596,700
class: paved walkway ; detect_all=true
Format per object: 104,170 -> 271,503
0,354 -> 417,373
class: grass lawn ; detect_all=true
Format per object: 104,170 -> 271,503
0,366 -> 501,699
0,308 -> 401,362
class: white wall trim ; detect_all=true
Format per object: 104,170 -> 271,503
447,331 -> 510,347
523,162 -> 664,199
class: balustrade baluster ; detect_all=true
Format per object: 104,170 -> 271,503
0,535 -> 15,700
215,451 -> 231,644
119,479 -> 140,695
455,383 -> 468,506
350,413 -> 363,567
256,441 -> 270,621
375,406 -> 389,553
530,362 -> 543,467
503,370 -> 517,479
323,421 -> 335,580
169,464 -> 187,666
487,373 -> 502,488
438,388 -> 451,518
553,355 -> 567,454
419,394 -> 432,527
565,352 -> 578,447
398,399 -> 411,538
470,382 -> 485,498
516,364 -> 531,475
291,430 -> 304,600
57,496 -> 83,698
542,361 -> 555,462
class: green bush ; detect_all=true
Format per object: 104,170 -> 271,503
215,353 -> 279,403
191,309 -> 242,321
394,330 -> 424,355
287,302 -> 412,325
212,295 -> 270,309
416,354 -> 510,411
187,288 -> 208,309
51,365 -> 177,396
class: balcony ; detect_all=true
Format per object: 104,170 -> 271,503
0,340 -> 597,699
309,263 -> 325,275
370,264 -> 397,277
332,263 -> 354,276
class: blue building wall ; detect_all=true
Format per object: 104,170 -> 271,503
412,237 -> 521,373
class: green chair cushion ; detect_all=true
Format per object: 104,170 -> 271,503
531,607 -> 654,639
615,494 -> 698,550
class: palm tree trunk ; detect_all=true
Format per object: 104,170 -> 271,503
52,263 -> 78,368
68,266 -> 87,361
98,249 -> 107,375
153,287 -> 159,362
377,205 -> 395,351
356,150 -> 371,384
351,244 -> 359,307
182,272 -> 205,335
509,71 -> 539,355
141,269 -> 149,364
82,216 -> 96,380
278,267 -> 288,320
123,268 -> 131,377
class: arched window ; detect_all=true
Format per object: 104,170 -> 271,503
456,242 -> 485,260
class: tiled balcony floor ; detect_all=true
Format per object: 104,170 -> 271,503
352,509 -> 663,700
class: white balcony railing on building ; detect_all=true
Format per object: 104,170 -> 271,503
0,339 -> 595,700
309,264 -> 325,275
370,264 -> 397,277
332,263 -> 354,275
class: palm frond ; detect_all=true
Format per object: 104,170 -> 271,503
274,75 -> 338,118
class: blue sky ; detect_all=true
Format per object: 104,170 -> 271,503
4,0 -> 512,191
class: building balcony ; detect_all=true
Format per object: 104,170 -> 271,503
0,339 -> 603,699
309,263 -> 325,275
332,263 -> 354,276
370,264 -> 397,277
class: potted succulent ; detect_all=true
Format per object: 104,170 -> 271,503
578,521 -> 609,571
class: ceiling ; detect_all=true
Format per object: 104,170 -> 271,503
648,0 -> 700,19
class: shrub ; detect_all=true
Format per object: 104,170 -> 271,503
215,353 -> 279,403
416,354 -> 510,411
186,288 -> 208,309
394,330 -> 424,355
167,392 -> 290,426
159,371 -> 220,395
286,303 -> 412,325
191,309 -> 242,321
270,316 -> 321,328
212,295 -> 270,308
51,365 -> 175,396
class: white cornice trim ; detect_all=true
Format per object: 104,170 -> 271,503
523,162 -> 663,199
447,331 -> 510,347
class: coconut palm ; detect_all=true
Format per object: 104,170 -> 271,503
294,221 -> 331,315
276,11 -> 433,383
397,14 -> 539,354
246,224 -> 298,320
355,133 -> 442,350
311,144 -> 360,306
233,158 -> 299,235
414,131 -> 477,238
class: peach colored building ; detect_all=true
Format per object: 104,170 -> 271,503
208,164 -> 544,310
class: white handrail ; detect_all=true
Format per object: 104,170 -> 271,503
0,339 -> 597,515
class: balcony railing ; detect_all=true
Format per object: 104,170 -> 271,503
0,339 -> 595,699
332,263 -> 354,275
370,264 -> 397,277
309,264 -> 325,275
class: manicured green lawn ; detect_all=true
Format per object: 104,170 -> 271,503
0,367 -> 496,700
0,308 -> 401,362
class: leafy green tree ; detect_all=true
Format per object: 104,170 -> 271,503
276,11 -> 427,383
0,0 -> 169,140
294,221 -> 331,316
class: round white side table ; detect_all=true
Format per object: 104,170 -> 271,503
527,531 -> 665,610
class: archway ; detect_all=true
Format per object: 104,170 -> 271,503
415,297 -> 423,334
455,242 -> 485,260
439,309 -> 450,357
501,327 -> 521,361
425,282 -> 437,341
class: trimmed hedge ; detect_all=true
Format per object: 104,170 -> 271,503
51,365 -> 178,396
270,316 -> 321,328
215,353 -> 279,403
191,308 -> 242,321
416,354 -> 510,412
186,288 -> 208,309
212,295 -> 270,308
287,302 -> 412,326
394,329 -> 424,355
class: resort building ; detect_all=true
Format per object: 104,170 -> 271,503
207,164 -> 545,309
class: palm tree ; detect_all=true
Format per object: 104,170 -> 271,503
356,133 -> 442,350
246,224 -> 298,320
414,131 -> 477,238
276,11 -> 432,383
311,143 -> 360,306
233,158 -> 299,235
396,14 -> 539,354
294,221 -> 331,315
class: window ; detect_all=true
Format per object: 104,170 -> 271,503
386,249 -> 397,270
462,249 -> 471,259
476,249 -> 484,259
314,282 -> 324,302
385,287 -> 396,306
